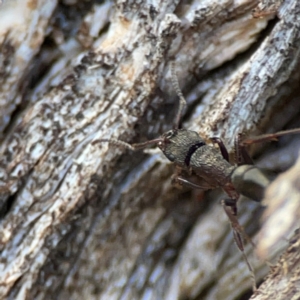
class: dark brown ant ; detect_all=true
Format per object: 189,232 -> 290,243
96,63 -> 300,290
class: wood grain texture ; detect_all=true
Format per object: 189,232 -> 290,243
0,0 -> 299,299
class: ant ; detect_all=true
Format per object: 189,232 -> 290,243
95,62 -> 300,290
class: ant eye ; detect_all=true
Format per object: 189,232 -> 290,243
165,130 -> 175,139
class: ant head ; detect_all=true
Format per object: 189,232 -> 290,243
157,129 -> 206,165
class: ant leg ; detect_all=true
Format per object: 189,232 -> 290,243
173,175 -> 213,190
222,198 -> 257,291
172,167 -> 214,190
234,133 -> 254,166
210,137 -> 229,162
235,128 -> 300,165
241,128 -> 300,145
223,199 -> 244,248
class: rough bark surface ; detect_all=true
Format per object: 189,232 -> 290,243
0,0 -> 299,299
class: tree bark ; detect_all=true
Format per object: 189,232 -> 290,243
0,0 -> 299,299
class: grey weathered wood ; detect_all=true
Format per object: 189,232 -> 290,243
251,228 -> 300,300
0,0 -> 299,299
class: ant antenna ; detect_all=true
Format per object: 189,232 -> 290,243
95,63 -> 187,149
93,138 -> 162,151
170,62 -> 187,129
93,139 -> 135,150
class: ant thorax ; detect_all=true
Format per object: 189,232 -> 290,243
157,128 -> 234,188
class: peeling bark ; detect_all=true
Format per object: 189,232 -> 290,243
0,0 -> 300,299
251,229 -> 300,300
